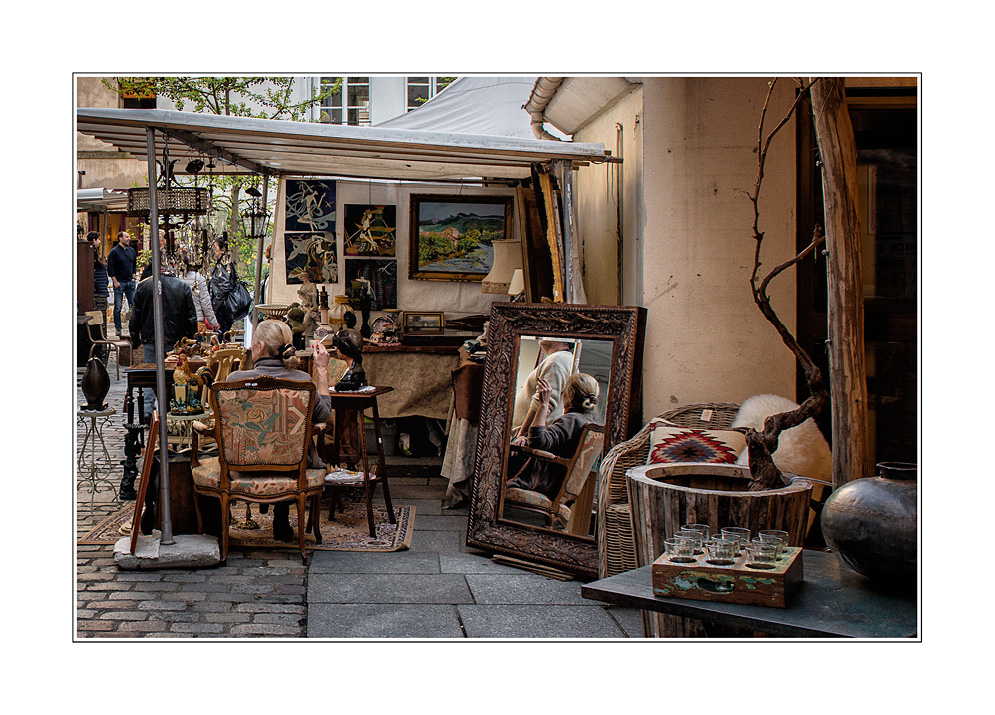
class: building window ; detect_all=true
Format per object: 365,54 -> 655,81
318,77 -> 371,126
122,90 -> 156,109
405,77 -> 456,112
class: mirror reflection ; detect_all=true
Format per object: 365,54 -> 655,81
499,336 -> 614,540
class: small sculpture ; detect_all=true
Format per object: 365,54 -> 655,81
81,356 -> 110,411
169,350 -> 211,414
330,329 -> 367,391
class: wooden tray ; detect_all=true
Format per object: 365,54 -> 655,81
651,547 -> 804,608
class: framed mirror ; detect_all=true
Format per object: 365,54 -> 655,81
466,303 -> 646,577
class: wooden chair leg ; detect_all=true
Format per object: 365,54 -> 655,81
296,495 -> 308,565
193,490 -> 204,535
310,493 -> 323,544
219,493 -> 231,564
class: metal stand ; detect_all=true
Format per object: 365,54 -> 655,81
120,423 -> 144,500
77,406 -> 118,510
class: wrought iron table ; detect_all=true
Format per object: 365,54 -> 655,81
580,549 -> 918,638
76,406 -> 118,510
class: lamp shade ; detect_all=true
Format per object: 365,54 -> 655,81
481,239 -> 523,294
507,268 -> 525,296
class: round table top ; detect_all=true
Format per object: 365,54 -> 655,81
78,405 -> 116,417
167,410 -> 211,422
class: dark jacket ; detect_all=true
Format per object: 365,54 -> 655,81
129,275 -> 198,353
107,244 -> 137,282
93,255 -> 109,295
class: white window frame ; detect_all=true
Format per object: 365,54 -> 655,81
316,76 -> 371,126
405,77 -> 450,112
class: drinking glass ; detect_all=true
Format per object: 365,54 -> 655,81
721,527 -> 751,553
759,530 -> 789,558
705,537 -> 737,565
682,523 -> 711,540
665,537 -> 695,563
678,529 -> 705,554
745,542 -> 777,569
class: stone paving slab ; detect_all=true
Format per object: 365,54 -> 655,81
308,550 -> 441,575
465,574 -> 594,606
309,573 -> 474,604
307,604 -> 465,638
457,604 -> 628,639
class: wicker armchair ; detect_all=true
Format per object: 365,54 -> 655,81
596,402 -> 741,579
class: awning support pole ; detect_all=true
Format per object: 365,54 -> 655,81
145,126 -> 174,545
252,174 -> 269,332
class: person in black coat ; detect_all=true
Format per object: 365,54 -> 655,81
506,373 -> 601,500
129,267 -> 198,420
89,232 -> 110,314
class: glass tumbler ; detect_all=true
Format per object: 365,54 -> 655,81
759,530 -> 790,558
705,537 -> 737,565
682,523 -> 711,540
664,537 -> 695,564
721,527 -> 751,553
678,529 -> 706,555
745,542 -> 778,569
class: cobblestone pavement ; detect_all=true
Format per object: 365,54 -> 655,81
76,348 -> 308,638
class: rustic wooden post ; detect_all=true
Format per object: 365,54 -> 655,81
810,78 -> 869,488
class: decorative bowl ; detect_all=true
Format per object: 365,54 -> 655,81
256,304 -> 291,319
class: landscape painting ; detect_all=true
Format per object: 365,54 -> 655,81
408,194 -> 512,281
344,204 -> 396,256
284,232 -> 338,284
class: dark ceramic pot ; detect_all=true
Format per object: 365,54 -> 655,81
81,357 -> 110,410
821,462 -> 917,582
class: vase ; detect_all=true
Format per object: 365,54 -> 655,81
820,462 -> 917,583
81,356 -> 110,410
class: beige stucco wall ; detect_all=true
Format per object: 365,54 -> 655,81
269,178 -> 515,319
572,85 -> 644,306
574,77 -> 800,423
76,76 -> 149,190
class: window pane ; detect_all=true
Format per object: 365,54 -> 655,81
408,85 -> 429,106
348,77 -> 369,84
348,107 -> 371,126
347,84 -> 370,106
408,77 -> 429,84
319,108 -> 342,124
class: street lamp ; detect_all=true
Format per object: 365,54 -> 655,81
241,198 -> 269,240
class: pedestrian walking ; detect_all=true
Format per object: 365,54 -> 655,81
106,231 -> 137,337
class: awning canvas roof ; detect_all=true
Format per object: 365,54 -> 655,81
76,108 -> 609,182
76,187 -> 129,212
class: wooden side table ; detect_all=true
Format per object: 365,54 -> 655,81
322,386 -> 396,538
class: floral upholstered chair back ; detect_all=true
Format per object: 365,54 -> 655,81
212,377 -> 315,470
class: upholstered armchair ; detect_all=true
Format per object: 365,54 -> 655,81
190,376 -> 326,564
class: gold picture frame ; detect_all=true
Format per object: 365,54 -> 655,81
402,311 -> 445,335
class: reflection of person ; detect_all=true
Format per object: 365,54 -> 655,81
107,231 -> 137,337
512,339 -> 574,439
506,373 -> 601,500
227,320 -> 332,540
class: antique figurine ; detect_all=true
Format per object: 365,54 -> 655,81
330,328 -> 367,391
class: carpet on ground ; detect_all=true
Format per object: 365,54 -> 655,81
79,497 -> 414,552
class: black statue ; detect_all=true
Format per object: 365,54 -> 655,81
331,329 -> 367,391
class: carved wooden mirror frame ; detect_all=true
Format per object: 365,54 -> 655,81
466,303 -> 646,577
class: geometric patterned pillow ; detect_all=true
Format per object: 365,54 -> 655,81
645,419 -> 746,465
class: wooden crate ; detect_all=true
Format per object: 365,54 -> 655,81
651,547 -> 804,608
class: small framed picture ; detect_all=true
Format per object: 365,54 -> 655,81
403,311 -> 445,335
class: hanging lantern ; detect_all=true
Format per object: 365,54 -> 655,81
241,199 -> 269,239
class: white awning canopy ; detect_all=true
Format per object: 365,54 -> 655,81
76,108 -> 610,182
76,187 -> 129,212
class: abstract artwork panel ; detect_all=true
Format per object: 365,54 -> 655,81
284,232 -> 338,285
344,258 -> 397,311
285,179 -> 336,233
344,204 -> 397,257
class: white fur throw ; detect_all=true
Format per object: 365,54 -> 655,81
732,394 -> 832,481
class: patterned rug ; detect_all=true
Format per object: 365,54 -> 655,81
78,498 -> 414,552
